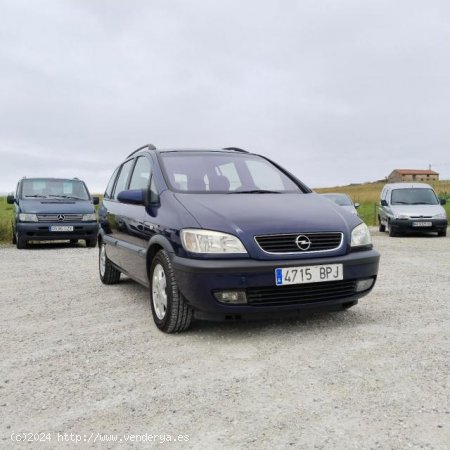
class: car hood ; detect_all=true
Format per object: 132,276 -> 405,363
19,199 -> 94,214
390,204 -> 446,217
174,192 -> 361,236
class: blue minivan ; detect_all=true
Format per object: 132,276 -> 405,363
98,145 -> 380,333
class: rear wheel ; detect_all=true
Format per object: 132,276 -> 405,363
99,242 -> 121,284
150,250 -> 193,333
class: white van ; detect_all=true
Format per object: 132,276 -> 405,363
378,183 -> 447,237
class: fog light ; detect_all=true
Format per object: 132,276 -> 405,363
356,278 -> 375,293
214,290 -> 247,304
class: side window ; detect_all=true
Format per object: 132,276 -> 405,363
104,167 -> 119,199
129,157 -> 152,190
113,159 -> 134,200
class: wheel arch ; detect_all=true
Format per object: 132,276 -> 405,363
146,235 -> 176,279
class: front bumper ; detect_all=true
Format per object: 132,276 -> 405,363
172,249 -> 380,319
16,221 -> 99,241
390,218 -> 447,233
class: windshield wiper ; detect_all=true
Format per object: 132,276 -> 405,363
412,202 -> 433,205
48,195 -> 85,200
230,190 -> 282,194
24,194 -> 48,198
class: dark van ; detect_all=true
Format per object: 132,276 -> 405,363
98,145 -> 380,333
7,177 -> 99,248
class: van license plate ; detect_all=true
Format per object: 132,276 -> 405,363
49,226 -> 74,232
412,222 -> 432,227
275,264 -> 343,286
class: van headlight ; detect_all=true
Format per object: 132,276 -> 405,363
82,213 -> 97,222
433,213 -> 447,219
351,223 -> 372,247
180,229 -> 247,254
395,214 -> 409,220
18,213 -> 38,222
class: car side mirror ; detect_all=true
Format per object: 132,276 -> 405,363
117,189 -> 145,205
92,196 -> 100,205
354,202 -> 360,209
440,198 -> 446,205
6,195 -> 15,204
380,199 -> 388,206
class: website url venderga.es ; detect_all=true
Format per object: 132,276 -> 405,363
10,432 -> 190,445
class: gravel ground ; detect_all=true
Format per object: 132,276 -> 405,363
1,230 -> 449,449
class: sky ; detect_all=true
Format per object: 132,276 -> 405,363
1,0 -> 449,194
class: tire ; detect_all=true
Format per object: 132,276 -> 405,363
438,229 -> 447,237
149,249 -> 193,333
378,216 -> 386,232
86,239 -> 97,248
387,220 -> 397,237
12,229 -> 17,244
99,242 -> 121,284
16,232 -> 27,249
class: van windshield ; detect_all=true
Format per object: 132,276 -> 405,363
20,179 -> 90,200
391,188 -> 439,205
160,152 -> 304,193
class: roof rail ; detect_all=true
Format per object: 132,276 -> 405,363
223,147 -> 248,153
127,143 -> 157,158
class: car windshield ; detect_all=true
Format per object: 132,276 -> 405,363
322,194 -> 353,206
21,179 -> 90,200
160,152 -> 303,193
391,188 -> 439,205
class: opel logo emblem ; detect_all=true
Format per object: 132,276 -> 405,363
295,235 -> 311,251
57,214 -> 65,222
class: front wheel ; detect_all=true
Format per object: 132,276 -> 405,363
438,229 -> 447,237
16,232 -> 27,249
387,220 -> 397,237
150,250 -> 193,333
378,216 -> 386,232
86,239 -> 97,248
99,242 -> 121,284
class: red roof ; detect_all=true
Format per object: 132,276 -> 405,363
393,169 -> 439,175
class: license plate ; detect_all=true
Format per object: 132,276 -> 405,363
275,264 -> 343,286
49,225 -> 74,232
412,221 -> 432,227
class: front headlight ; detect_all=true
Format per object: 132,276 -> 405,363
351,223 -> 372,247
395,214 -> 409,220
433,213 -> 447,219
82,213 -> 97,222
18,213 -> 38,222
180,229 -> 247,254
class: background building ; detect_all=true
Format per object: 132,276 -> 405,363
387,169 -> 439,183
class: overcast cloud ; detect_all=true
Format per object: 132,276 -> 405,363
1,0 -> 449,193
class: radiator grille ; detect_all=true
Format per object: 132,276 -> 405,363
255,232 -> 343,254
37,214 -> 84,223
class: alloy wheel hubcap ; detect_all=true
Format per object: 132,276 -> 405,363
152,264 -> 167,320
